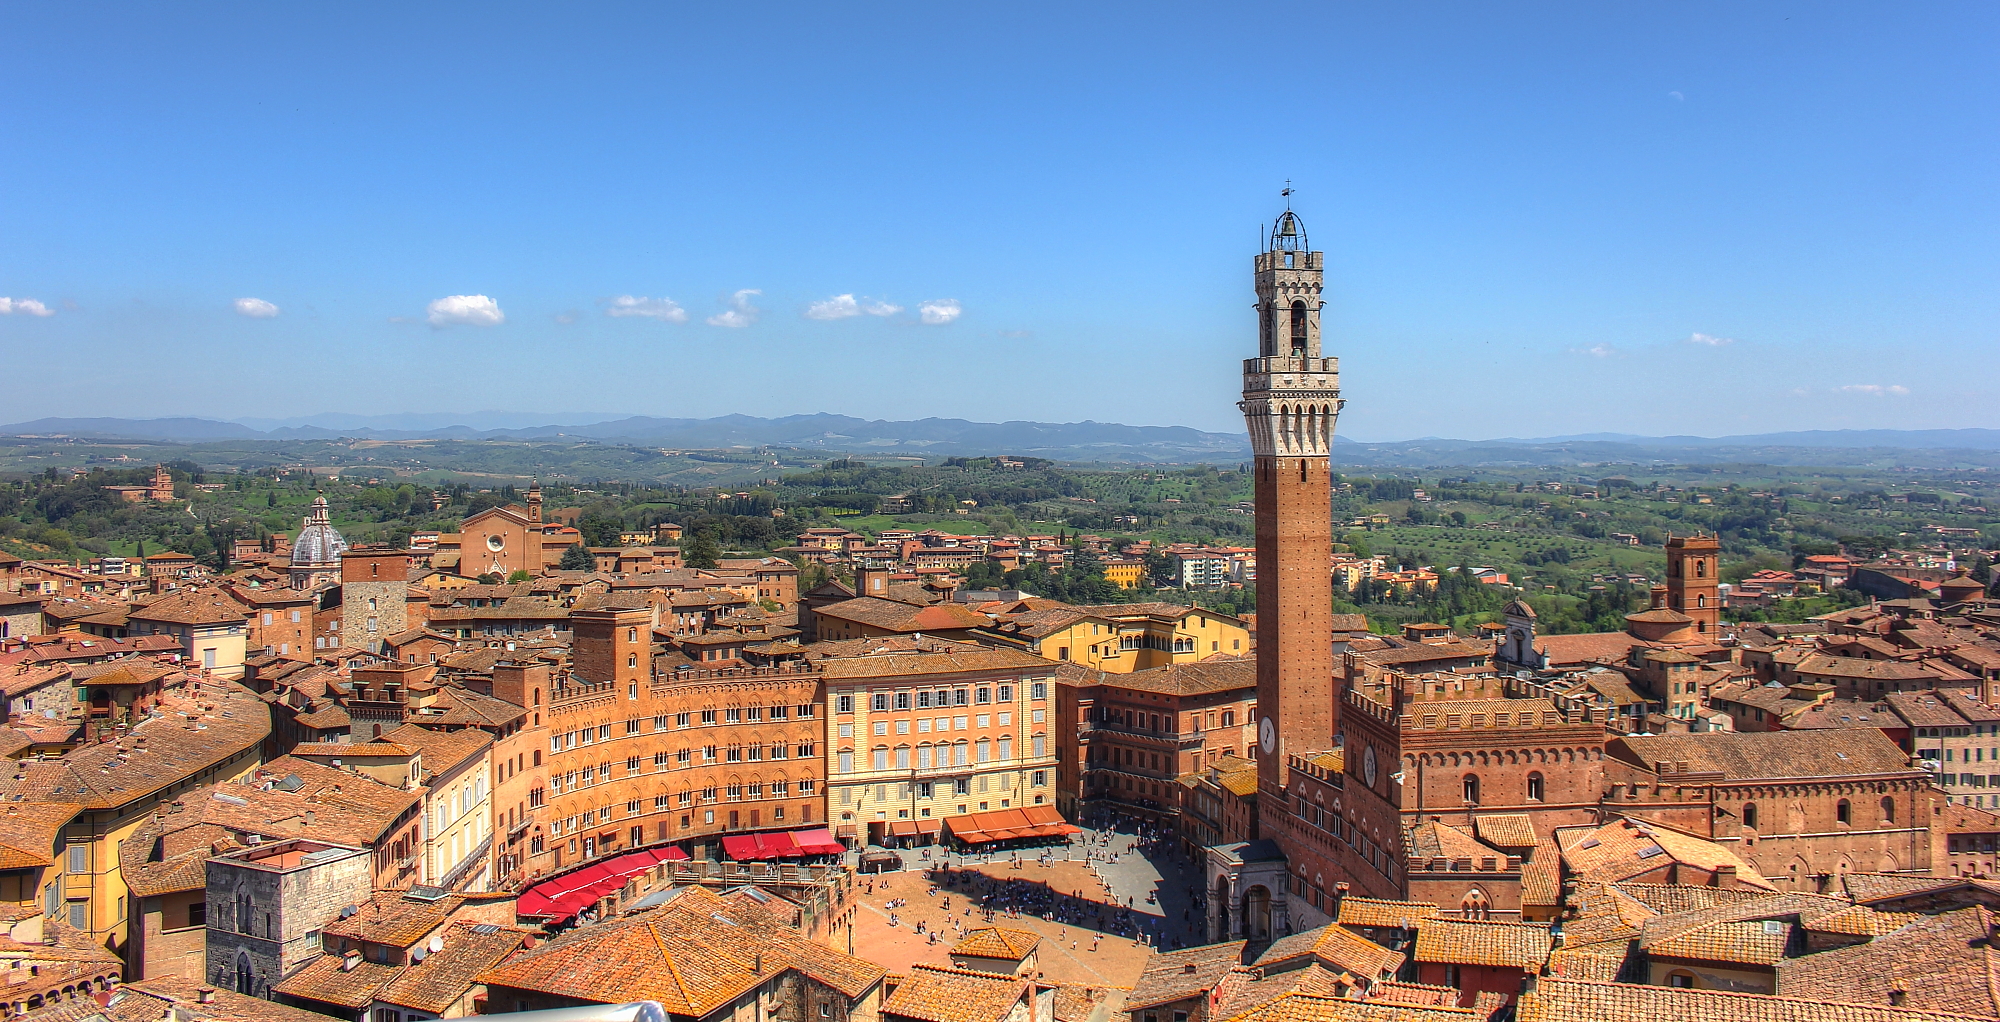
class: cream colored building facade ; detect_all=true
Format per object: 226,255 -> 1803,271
821,645 -> 1060,846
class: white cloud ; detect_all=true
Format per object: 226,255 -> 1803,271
0,297 -> 54,317
707,289 -> 761,328
1839,384 -> 1911,396
1568,343 -> 1616,357
233,297 -> 280,318
604,295 -> 688,322
918,299 -> 962,325
805,294 -> 903,320
426,294 -> 504,328
1688,332 -> 1735,346
554,310 -> 582,325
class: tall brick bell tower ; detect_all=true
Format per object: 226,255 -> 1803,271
1206,203 -> 1343,942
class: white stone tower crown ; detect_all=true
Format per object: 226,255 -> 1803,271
1239,209 -> 1342,457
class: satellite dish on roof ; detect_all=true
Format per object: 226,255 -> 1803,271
429,934 -> 444,954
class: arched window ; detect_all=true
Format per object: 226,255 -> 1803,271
1881,796 -> 1896,823
1836,799 -> 1852,824
1260,304 -> 1273,352
1526,772 -> 1544,802
1697,595 -> 1706,608
1289,300 -> 1308,353
1696,559 -> 1707,578
1461,888 -> 1490,920
1742,803 -> 1757,829
1462,775 -> 1480,804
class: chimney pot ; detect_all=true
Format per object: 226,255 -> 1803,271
196,989 -> 215,1005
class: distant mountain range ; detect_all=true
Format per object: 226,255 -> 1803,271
4,415 -> 1999,465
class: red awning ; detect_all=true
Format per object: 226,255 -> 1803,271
515,890 -> 554,917
886,821 -> 919,837
794,828 -> 844,854
721,834 -> 764,861
946,805 -> 1078,844
915,819 -> 943,835
651,845 -> 691,862
601,851 -> 658,876
761,830 -> 804,858
551,863 -> 615,893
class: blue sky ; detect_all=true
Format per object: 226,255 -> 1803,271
1,3 -> 1994,441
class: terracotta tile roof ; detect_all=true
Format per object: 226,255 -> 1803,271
100,976 -> 337,1022
1252,922 -> 1404,980
883,963 -> 1031,1022
812,645 -> 1054,680
1060,657 -> 1256,697
382,722 -> 492,778
1519,838 -> 1564,910
127,588 -> 250,626
1406,819 -> 1500,863
1051,983 -> 1121,1022
1518,977 -> 1992,1022
321,890 -> 508,949
1609,728 -> 1917,780
1535,631 -> 1649,665
1556,819 -> 1776,890
374,922 -> 530,1014
271,953 -> 403,1008
1352,641 -> 1491,667
1411,918 -> 1552,970
0,683 -> 270,810
1367,981 -> 1460,1007
1545,944 -> 1628,982
1645,918 -> 1792,966
815,596 -> 991,633
1473,814 -> 1537,850
1214,991 -> 1477,1022
1795,654 -> 1941,682
1212,963 -> 1349,1019
1126,941 -> 1248,1009
475,886 -> 884,1014
950,926 -> 1041,960
1775,907 -> 2000,1018
0,800 -> 80,870
1336,897 -> 1439,930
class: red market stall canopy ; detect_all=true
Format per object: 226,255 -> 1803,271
885,820 -> 943,839
517,845 -> 689,920
722,828 -> 848,861
944,805 -> 1081,844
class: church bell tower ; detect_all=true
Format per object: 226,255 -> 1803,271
1241,207 -> 1343,797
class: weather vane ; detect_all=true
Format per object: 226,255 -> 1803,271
1282,179 -> 1293,208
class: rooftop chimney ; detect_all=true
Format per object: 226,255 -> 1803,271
196,989 -> 215,1005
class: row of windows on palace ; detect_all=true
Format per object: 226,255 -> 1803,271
839,710 -> 1045,738
549,705 -> 820,752
836,771 -> 1052,806
548,743 -> 822,797
546,779 -> 823,837
1091,706 -> 1249,733
840,682 -> 1048,712
835,735 -> 1050,772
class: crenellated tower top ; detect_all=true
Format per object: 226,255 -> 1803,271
1241,208 -> 1342,458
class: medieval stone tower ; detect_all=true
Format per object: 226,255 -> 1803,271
1241,207 -> 1343,800
1665,532 -> 1722,636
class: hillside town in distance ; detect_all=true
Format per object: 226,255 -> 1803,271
4,209 -> 2000,1022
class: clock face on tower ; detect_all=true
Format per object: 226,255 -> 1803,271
1259,716 -> 1277,756
1363,744 -> 1378,787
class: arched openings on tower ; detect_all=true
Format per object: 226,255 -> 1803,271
1290,299 -> 1308,355
1261,304 -> 1275,355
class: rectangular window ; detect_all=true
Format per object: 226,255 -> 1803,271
837,695 -> 853,714
654,751 -> 670,768
1033,735 -> 1047,757
954,688 -> 969,706
725,707 -> 742,723
627,718 -> 641,734
896,747 -> 911,769
839,751 -> 855,773
770,705 -> 787,719
727,746 -> 743,763
676,749 -> 691,766
798,704 -> 816,718
977,739 -> 991,763
67,845 -> 86,874
798,742 -> 816,758
675,712 -> 691,729
895,691 -> 911,710
871,693 -> 889,711
998,685 -> 1013,702
917,691 -> 933,708
701,709 -> 717,724
874,749 -> 889,770
1033,770 -> 1048,787
976,687 -> 992,704
1031,682 -> 1047,700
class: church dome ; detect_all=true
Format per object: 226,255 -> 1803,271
1501,597 -> 1537,620
292,495 -> 348,568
